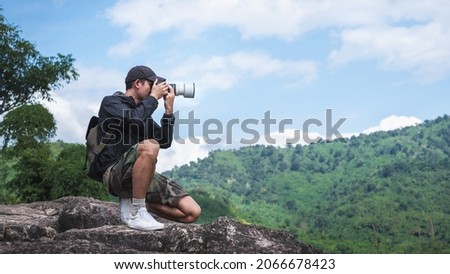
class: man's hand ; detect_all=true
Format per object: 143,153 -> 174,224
164,84 -> 175,114
150,80 -> 169,100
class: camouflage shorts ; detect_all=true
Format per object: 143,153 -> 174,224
102,144 -> 189,207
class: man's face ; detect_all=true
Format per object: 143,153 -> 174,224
136,79 -> 153,99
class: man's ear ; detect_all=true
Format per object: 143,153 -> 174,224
134,79 -> 142,88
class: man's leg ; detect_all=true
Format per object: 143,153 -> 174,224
146,173 -> 201,223
126,139 -> 164,230
132,139 -> 159,198
147,196 -> 201,223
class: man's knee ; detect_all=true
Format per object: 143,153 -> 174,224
183,198 -> 202,223
188,204 -> 202,223
137,139 -> 160,160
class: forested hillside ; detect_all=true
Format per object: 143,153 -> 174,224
163,114 -> 450,253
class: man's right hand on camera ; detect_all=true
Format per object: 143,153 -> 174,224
150,79 -> 169,100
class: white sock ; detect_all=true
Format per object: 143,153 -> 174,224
132,198 -> 146,208
131,198 -> 146,215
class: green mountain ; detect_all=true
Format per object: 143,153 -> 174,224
163,114 -> 450,254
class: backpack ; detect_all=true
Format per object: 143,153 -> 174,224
85,116 -> 107,182
85,91 -> 122,181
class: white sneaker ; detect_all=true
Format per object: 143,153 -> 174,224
125,207 -> 164,231
119,198 -> 133,222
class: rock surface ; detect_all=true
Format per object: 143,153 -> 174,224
0,196 -> 321,254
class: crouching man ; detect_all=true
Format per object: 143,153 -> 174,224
91,65 -> 201,230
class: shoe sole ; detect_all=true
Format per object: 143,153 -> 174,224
126,217 -> 165,231
126,222 -> 165,231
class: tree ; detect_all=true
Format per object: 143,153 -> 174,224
1,105 -> 110,202
0,104 -> 56,151
6,143 -> 54,202
0,10 -> 78,115
44,144 -> 110,201
0,104 -> 56,202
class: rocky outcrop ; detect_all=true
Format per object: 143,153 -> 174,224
0,196 -> 321,254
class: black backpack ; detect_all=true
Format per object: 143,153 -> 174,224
84,116 -> 107,182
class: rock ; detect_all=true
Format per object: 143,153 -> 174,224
0,196 -> 321,254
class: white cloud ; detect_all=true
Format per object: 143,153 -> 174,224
157,138 -> 213,172
105,0 -> 309,56
105,0 -> 403,52
329,23 -> 450,82
106,0 -> 450,81
44,65 -> 124,143
169,51 -> 317,91
363,115 -> 422,134
43,93 -> 85,143
65,65 -> 124,92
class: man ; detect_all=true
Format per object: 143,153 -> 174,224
91,65 -> 201,231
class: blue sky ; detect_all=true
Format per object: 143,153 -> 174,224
2,0 -> 450,171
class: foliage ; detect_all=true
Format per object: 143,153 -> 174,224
0,104 -> 56,202
0,10 -> 78,115
0,10 -> 99,204
0,104 -> 56,150
0,151 -> 19,204
164,114 -> 450,254
6,143 -> 54,202
0,104 -> 109,203
44,144 -> 110,201
188,187 -> 234,224
0,142 -> 110,204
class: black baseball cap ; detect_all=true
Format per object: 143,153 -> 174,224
125,65 -> 166,84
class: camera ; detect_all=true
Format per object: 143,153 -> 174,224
169,83 -> 195,98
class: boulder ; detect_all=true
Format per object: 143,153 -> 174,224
0,196 -> 321,254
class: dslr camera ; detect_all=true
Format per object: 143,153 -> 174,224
168,83 -> 195,98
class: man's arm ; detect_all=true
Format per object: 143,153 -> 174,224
153,113 -> 175,149
158,84 -> 175,148
100,95 -> 159,122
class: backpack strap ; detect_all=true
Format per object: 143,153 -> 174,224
84,116 -> 110,170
